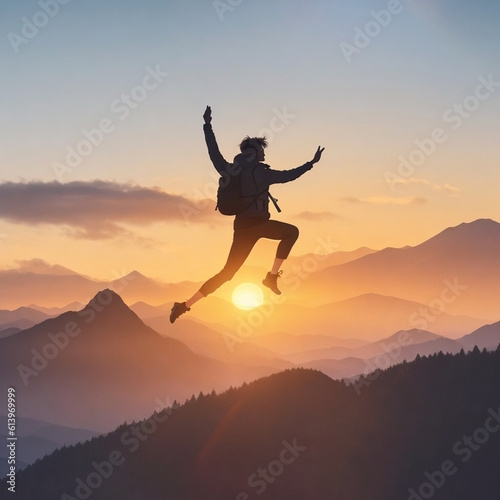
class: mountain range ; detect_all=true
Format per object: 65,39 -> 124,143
0,307 -> 53,334
2,287 -> 498,431
2,285 -> 498,477
299,219 -> 500,319
0,266 -> 197,310
2,218 -> 500,489
2,219 -> 498,338
0,290 -> 279,432
0,416 -> 99,478
171,292 -> 485,340
7,348 -> 500,500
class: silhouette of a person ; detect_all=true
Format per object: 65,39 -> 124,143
170,106 -> 324,323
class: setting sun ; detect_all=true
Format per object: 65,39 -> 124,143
232,283 -> 264,310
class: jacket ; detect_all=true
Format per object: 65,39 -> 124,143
204,123 -> 313,228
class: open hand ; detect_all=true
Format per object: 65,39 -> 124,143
311,146 -> 325,164
203,105 -> 212,124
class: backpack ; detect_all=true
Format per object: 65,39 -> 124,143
216,163 -> 282,216
216,164 -> 263,215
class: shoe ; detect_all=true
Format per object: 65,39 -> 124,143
262,271 -> 283,295
170,301 -> 190,324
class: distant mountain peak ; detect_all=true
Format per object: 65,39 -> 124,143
83,288 -> 127,310
124,270 -> 146,279
462,218 -> 497,226
58,289 -> 154,339
111,270 -> 157,285
90,288 -> 119,300
437,218 -> 499,236
77,289 -> 140,323
415,218 -> 500,254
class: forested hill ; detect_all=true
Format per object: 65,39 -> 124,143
6,346 -> 500,500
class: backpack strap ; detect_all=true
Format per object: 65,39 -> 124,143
268,192 -> 281,213
250,165 -> 281,213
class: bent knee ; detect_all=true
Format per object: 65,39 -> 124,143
288,225 -> 299,240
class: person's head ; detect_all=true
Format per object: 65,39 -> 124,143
239,136 -> 268,161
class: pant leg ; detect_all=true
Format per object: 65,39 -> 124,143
256,220 -> 299,259
198,220 -> 299,296
198,228 -> 260,296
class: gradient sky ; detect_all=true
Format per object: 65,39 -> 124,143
1,0 -> 500,284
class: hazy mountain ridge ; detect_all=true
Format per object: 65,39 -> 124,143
458,321 -> 500,352
298,324 -> 500,379
29,302 -> 85,315
3,219 -> 499,324
130,291 -> 485,344
0,326 -> 21,338
0,267 -> 198,310
0,306 -> 52,324
285,245 -> 376,270
145,315 -> 293,370
0,290 -> 279,432
4,290 -> 497,406
0,416 -> 99,478
7,348 -> 500,499
3,219 -> 500,491
301,219 -> 500,318
1,287 -> 498,494
285,328 -> 443,364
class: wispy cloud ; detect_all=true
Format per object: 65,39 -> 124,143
0,181 -> 217,239
391,178 -> 461,197
342,196 -> 427,206
294,211 -> 340,221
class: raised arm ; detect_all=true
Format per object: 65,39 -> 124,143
261,146 -> 325,185
203,106 -> 230,174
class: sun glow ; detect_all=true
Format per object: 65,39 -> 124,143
232,283 -> 264,310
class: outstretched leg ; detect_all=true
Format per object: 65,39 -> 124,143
169,289 -> 204,324
197,229 -> 260,296
186,291 -> 204,309
170,220 -> 299,322
170,228 -> 260,323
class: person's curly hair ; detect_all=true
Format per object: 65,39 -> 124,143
238,136 -> 268,152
